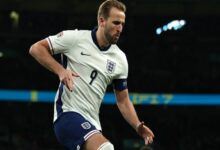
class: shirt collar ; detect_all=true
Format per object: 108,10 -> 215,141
91,28 -> 111,51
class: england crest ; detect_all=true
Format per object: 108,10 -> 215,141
81,122 -> 91,130
106,59 -> 116,74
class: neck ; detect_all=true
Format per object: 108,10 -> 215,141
96,28 -> 110,49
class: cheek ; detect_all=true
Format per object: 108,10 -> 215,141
105,24 -> 112,33
108,29 -> 115,36
105,24 -> 116,35
108,25 -> 116,33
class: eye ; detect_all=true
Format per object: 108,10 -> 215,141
113,21 -> 121,25
112,21 -> 125,27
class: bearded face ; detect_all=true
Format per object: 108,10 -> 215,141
104,24 -> 121,44
102,7 -> 125,45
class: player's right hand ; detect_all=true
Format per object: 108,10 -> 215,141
58,69 -> 79,91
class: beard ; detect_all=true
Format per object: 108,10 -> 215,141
104,28 -> 120,44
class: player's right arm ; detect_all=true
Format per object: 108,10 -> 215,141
29,39 -> 78,91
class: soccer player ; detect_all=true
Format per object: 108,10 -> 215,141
29,0 -> 154,150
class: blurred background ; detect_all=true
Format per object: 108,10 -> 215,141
0,0 -> 220,149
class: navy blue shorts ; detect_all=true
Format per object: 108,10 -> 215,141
54,112 -> 100,150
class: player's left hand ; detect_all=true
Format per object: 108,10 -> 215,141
136,121 -> 154,145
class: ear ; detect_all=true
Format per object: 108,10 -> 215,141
98,17 -> 105,27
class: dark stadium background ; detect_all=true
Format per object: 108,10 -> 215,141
0,0 -> 220,149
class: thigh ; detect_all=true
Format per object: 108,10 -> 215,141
83,133 -> 109,150
54,112 -> 100,150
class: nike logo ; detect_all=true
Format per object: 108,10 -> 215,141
81,52 -> 91,56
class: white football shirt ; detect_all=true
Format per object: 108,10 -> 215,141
47,29 -> 128,130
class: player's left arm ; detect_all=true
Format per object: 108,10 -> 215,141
114,89 -> 155,144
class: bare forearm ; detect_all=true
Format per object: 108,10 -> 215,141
29,42 -> 65,76
116,90 -> 154,144
117,99 -> 140,131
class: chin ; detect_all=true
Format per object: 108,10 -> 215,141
110,38 -> 119,44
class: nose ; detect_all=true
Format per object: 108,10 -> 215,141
117,24 -> 123,33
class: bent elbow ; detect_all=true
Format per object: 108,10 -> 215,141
29,43 -> 39,57
29,45 -> 34,56
29,39 -> 51,57
29,44 -> 37,57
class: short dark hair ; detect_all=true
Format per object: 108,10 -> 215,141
97,0 -> 126,20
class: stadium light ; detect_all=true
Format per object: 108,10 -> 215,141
0,52 -> 3,58
156,19 -> 186,35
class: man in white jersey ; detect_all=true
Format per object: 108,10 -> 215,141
29,0 -> 154,150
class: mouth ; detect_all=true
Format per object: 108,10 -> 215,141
115,34 -> 120,38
